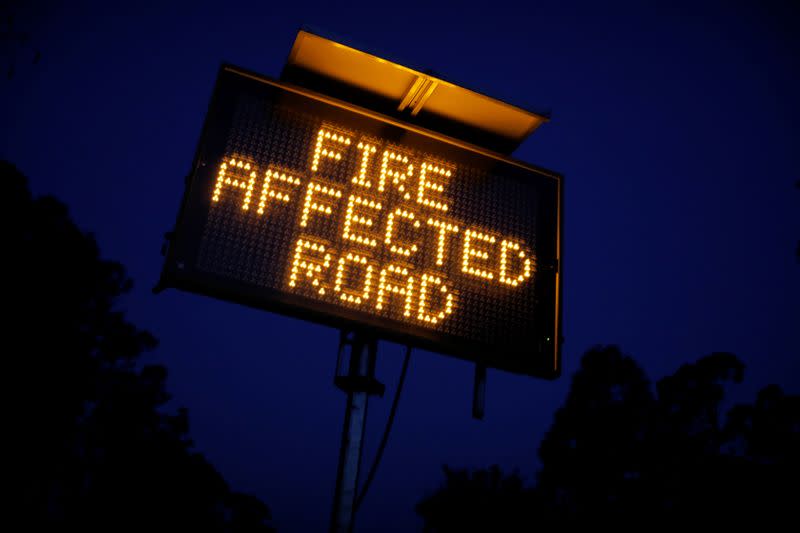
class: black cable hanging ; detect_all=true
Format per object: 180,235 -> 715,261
354,344 -> 412,512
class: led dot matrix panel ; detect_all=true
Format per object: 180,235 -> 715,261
161,66 -> 562,378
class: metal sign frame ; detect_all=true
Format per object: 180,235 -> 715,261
157,64 -> 563,379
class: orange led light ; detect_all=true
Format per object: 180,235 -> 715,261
342,194 -> 382,247
417,274 -> 454,324
462,229 -> 496,280
288,238 -> 332,295
417,162 -> 451,212
426,218 -> 459,266
385,208 -> 420,257
352,142 -> 377,188
258,169 -> 301,214
212,158 -> 257,210
499,239 -> 535,286
333,252 -> 373,305
300,181 -> 343,227
378,150 -> 413,200
376,264 -> 414,317
311,128 -> 351,173
209,121 -> 542,341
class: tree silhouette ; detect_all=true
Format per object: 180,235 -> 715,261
417,346 -> 799,530
536,346 -> 655,527
4,160 -> 274,532
416,465 -> 533,533
720,383 -> 800,524
645,352 -> 745,524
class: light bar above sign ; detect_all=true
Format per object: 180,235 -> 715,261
159,65 -> 562,378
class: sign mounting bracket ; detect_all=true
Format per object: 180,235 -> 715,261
397,75 -> 438,116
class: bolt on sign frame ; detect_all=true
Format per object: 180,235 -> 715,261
158,64 -> 562,379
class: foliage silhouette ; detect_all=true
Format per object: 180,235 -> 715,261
416,465 -> 533,533
536,346 -> 656,527
418,346 -> 799,531
4,160 -> 274,532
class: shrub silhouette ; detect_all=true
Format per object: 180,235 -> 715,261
4,160 -> 274,532
418,346 -> 799,531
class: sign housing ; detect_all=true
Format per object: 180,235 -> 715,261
159,64 -> 562,378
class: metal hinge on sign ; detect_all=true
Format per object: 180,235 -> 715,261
397,75 -> 438,116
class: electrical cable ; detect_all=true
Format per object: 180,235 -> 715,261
354,344 -> 412,512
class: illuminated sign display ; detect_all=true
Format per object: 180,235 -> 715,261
160,66 -> 562,378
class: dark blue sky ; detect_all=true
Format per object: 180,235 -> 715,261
3,1 -> 798,531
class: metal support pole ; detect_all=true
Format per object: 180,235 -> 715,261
330,331 -> 379,533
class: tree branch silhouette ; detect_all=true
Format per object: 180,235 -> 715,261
417,346 -> 799,531
4,160 -> 275,532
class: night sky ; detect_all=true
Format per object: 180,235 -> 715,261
3,1 -> 798,531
